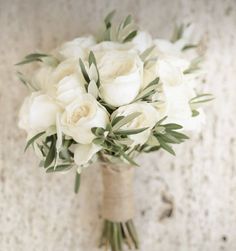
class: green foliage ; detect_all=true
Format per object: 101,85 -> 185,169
24,131 -> 45,152
74,172 -> 81,194
100,219 -> 139,251
190,93 -> 214,105
171,24 -> 185,42
79,58 -> 90,84
26,133 -> 75,173
140,117 -> 189,155
79,51 -> 100,95
91,114 -> 145,165
99,11 -> 138,43
140,46 -> 155,61
133,77 -> 159,102
16,53 -> 59,67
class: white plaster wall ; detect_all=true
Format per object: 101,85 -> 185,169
0,0 -> 236,250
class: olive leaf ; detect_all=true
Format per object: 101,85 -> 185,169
190,93 -> 214,105
46,164 -> 72,173
112,112 -> 141,131
24,131 -> 45,152
140,46 -> 155,61
79,58 -> 90,84
16,53 -> 59,66
104,10 -> 116,29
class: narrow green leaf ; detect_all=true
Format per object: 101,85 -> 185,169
123,15 -> 132,27
79,58 -> 90,83
111,116 -> 125,126
25,53 -> 50,59
16,53 -> 57,66
88,51 -> 100,86
44,139 -> 56,168
171,24 -> 184,42
157,137 -> 176,155
74,172 -> 81,194
164,123 -> 183,130
115,127 -> 148,135
121,153 -> 138,166
169,131 -> 189,140
16,58 -> 42,65
46,164 -> 72,173
140,46 -> 155,61
146,77 -> 160,88
190,93 -> 214,104
158,133 -> 181,144
155,116 -> 168,126
123,30 -> 137,42
112,112 -> 141,131
104,10 -> 116,28
88,51 -> 96,66
24,131 -> 45,152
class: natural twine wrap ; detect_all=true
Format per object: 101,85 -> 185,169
102,163 -> 135,223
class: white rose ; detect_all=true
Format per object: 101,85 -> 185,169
114,102 -> 159,145
57,35 -> 96,60
61,94 -> 109,144
33,59 -> 86,105
96,50 -> 143,107
162,83 -> 204,131
18,92 -> 61,138
74,143 -> 101,166
132,31 -> 153,53
143,55 -> 190,88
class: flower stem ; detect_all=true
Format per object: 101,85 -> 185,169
100,219 -> 139,251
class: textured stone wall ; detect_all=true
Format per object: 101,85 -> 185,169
0,0 -> 236,250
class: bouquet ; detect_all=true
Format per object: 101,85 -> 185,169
17,11 -> 212,251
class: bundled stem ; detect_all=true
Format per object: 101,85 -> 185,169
99,219 -> 139,251
100,162 -> 138,250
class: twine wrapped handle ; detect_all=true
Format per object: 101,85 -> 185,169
102,163 -> 135,222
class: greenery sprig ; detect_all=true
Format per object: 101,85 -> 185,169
99,10 -> 138,43
16,53 -> 59,67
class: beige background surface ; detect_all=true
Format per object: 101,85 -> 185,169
0,0 -> 236,250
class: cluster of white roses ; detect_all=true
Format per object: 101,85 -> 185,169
18,24 -> 206,168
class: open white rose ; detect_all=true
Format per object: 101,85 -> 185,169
18,92 -> 61,138
96,50 -> 143,107
114,102 -> 159,145
57,35 -> 96,60
61,94 -> 109,144
74,143 -> 101,166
